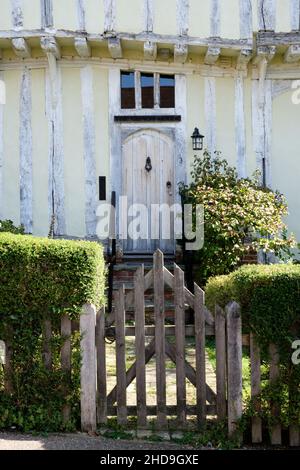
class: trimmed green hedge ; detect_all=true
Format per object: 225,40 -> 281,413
0,233 -> 106,432
206,263 -> 300,349
206,264 -> 300,431
0,233 -> 105,316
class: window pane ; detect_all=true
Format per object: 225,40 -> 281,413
141,73 -> 154,109
121,71 -> 135,109
160,74 -> 175,108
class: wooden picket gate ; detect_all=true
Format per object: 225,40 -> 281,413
79,249 -> 243,434
84,250 -> 300,445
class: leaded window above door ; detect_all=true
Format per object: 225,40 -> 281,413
120,71 -> 175,110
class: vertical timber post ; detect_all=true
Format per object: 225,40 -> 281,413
215,305 -> 227,421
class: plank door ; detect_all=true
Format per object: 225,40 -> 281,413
122,129 -> 175,253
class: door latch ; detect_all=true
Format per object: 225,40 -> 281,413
166,181 -> 172,196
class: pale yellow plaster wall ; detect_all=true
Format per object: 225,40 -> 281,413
116,0 -> 143,33
272,88 -> 300,243
189,0 -> 210,37
53,0 -> 78,30
276,0 -> 292,32
85,0 -> 105,33
251,0 -> 259,32
0,0 -> 296,36
153,0 -> 177,35
93,66 -> 110,197
244,78 -> 257,177
186,73 -> 206,178
0,0 -> 297,36
186,74 -> 251,179
23,0 -> 41,30
0,0 -> 12,30
2,69 -> 21,225
61,67 -> 85,237
220,0 -> 240,39
31,68 -> 49,236
215,77 -> 236,167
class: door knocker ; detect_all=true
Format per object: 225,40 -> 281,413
145,156 -> 152,172
166,181 -> 173,196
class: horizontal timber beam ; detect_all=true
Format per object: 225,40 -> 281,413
0,29 -> 253,51
0,56 -> 247,79
257,31 -> 300,47
107,405 -> 217,417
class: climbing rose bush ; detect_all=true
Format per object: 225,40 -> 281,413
180,151 -> 296,284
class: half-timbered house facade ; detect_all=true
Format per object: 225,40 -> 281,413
0,1 -> 300,254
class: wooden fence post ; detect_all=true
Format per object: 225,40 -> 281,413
215,305 -> 227,421
194,283 -> 206,428
250,333 -> 262,443
135,265 -> 147,428
115,286 -> 127,425
61,314 -> 72,423
96,307 -> 107,425
154,249 -> 167,429
80,303 -> 97,432
269,343 -> 282,445
226,302 -> 243,438
174,265 -> 186,426
289,365 -> 300,447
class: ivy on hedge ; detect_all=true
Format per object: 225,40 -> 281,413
206,264 -> 300,429
0,233 -> 105,432
205,263 -> 300,349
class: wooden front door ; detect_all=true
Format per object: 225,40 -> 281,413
122,129 -> 175,253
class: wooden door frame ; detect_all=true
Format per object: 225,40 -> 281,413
112,123 -> 186,254
108,69 -> 187,254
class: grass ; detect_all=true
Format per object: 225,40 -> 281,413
206,337 -> 251,398
105,335 -> 215,409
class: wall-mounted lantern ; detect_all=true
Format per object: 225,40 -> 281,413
191,127 -> 205,151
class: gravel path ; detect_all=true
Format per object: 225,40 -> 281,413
0,432 -> 192,451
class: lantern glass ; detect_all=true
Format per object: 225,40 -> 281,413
191,128 -> 204,151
